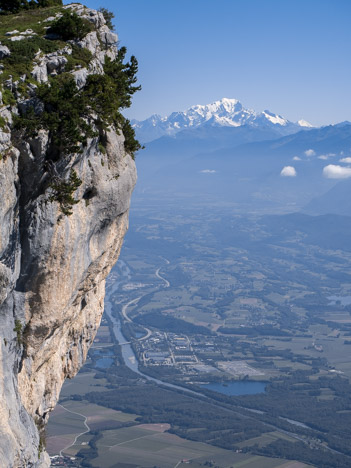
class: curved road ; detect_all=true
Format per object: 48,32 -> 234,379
155,267 -> 170,288
58,404 -> 90,457
121,296 -> 141,323
120,295 -> 152,342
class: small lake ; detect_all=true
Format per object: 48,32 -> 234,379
201,381 -> 267,396
96,357 -> 114,369
328,295 -> 351,306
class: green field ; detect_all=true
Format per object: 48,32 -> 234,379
59,372 -> 110,397
90,425 -> 310,468
47,400 -> 138,457
236,431 -> 297,449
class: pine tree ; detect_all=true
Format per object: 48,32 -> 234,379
0,0 -> 25,13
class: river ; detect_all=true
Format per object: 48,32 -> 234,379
104,282 -> 204,397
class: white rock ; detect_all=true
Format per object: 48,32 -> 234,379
88,57 -> 104,75
65,4 -> 106,29
43,13 -> 62,22
21,29 -> 36,36
0,45 -> 10,59
5,30 -> 19,36
46,55 -> 68,74
32,51 -> 69,83
72,68 -> 88,89
31,63 -> 48,83
77,31 -> 100,54
99,25 -> 118,47
9,36 -> 30,42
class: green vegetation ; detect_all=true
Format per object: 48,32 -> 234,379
0,114 -> 7,129
1,36 -> 63,84
38,431 -> 46,458
97,142 -> 106,154
49,169 -> 82,216
15,47 -> 141,158
48,10 -> 93,41
13,319 -> 22,344
0,4 -> 63,39
0,0 -> 62,14
16,74 -> 97,155
104,48 -> 141,109
98,7 -> 114,30
134,311 -> 212,335
2,89 -> 15,106
34,415 -> 47,459
121,117 -> 142,158
65,44 -> 93,71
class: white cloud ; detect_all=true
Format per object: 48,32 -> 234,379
318,153 -> 335,160
293,156 -> 301,161
280,166 -> 297,177
305,149 -> 316,157
323,164 -> 351,179
340,157 -> 351,163
200,169 -> 216,173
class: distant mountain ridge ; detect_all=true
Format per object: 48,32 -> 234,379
132,98 -> 313,143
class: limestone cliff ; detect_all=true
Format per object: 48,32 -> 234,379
0,4 -> 137,466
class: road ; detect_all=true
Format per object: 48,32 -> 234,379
58,404 -> 90,457
156,266 -> 170,288
120,295 -> 152,342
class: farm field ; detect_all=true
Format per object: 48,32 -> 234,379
47,400 -> 138,457
48,399 -> 311,467
89,424 -> 309,468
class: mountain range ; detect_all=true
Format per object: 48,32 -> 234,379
131,98 -> 313,143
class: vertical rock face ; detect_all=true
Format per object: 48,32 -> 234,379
0,5 -> 137,466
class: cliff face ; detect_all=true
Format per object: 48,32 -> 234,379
0,4 -> 137,466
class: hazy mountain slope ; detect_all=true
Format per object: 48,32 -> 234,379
135,123 -> 351,213
303,179 -> 351,216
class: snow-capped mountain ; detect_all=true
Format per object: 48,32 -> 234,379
131,98 -> 313,143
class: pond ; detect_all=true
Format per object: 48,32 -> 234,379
200,381 -> 267,396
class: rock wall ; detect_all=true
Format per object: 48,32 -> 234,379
0,4 -> 137,466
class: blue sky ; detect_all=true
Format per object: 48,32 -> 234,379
66,0 -> 351,125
